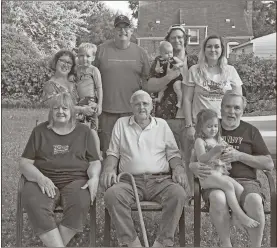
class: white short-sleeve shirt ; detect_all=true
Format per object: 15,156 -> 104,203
106,116 -> 181,175
184,64 -> 242,121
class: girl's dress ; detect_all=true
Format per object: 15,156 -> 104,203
204,138 -> 232,175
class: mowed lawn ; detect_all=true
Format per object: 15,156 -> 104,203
1,108 -> 276,247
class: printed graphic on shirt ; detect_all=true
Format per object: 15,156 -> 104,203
53,145 -> 69,155
202,80 -> 232,101
222,135 -> 243,150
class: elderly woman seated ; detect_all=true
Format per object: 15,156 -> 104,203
19,92 -> 101,247
190,90 -> 274,247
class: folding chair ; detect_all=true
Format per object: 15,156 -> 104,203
16,119 -> 97,247
193,169 -> 276,247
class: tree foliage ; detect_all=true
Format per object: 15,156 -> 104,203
128,0 -> 139,19
252,1 -> 276,38
1,1 -> 113,54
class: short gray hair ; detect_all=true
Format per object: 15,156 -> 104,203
130,90 -> 152,104
221,90 -> 247,110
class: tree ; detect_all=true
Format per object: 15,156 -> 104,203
252,1 -> 276,38
128,0 -> 139,19
1,1 -> 108,55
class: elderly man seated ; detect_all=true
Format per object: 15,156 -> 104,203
190,90 -> 274,247
101,90 -> 188,247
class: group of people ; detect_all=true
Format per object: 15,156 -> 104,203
19,14 -> 274,247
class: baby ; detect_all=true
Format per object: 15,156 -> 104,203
153,41 -> 183,108
76,42 -> 103,159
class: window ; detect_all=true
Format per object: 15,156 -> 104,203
188,29 -> 199,45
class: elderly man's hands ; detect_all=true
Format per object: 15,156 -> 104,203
172,165 -> 187,188
101,170 -> 118,190
81,177 -> 99,205
37,175 -> 57,198
220,147 -> 242,164
189,162 -> 212,180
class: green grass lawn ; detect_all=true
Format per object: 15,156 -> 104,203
1,108 -> 276,247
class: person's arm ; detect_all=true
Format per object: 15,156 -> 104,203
101,119 -> 122,189
173,56 -> 184,68
229,66 -> 243,95
140,48 -> 151,91
19,157 -> 44,183
147,62 -> 181,93
163,120 -> 186,187
194,138 -> 225,163
93,67 -> 103,116
81,159 -> 102,203
237,153 -> 273,170
220,126 -> 274,171
19,128 -> 57,198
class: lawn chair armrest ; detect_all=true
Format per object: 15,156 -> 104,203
194,177 -> 201,208
262,170 -> 276,199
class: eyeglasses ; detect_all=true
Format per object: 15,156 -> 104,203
167,24 -> 189,36
58,58 -> 73,66
115,26 -> 131,31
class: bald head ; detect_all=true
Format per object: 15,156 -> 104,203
130,90 -> 152,104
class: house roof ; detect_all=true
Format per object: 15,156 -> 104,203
232,32 -> 276,50
137,0 -> 253,38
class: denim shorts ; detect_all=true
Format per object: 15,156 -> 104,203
22,179 -> 91,235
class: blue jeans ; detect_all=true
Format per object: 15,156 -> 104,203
104,174 -> 187,246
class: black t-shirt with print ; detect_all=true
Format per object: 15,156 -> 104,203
221,120 -> 270,179
22,122 -> 99,188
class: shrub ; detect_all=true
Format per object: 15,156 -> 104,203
1,25 -> 53,103
229,53 -> 276,102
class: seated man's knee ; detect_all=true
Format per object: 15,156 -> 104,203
209,190 -> 228,212
244,193 -> 263,212
104,185 -> 127,206
166,184 -> 186,206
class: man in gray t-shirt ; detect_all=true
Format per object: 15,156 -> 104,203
94,15 -> 150,156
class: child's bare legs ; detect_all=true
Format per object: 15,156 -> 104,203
201,174 -> 259,228
173,80 -> 182,108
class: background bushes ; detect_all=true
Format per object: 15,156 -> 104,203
229,53 -> 276,113
2,25 -> 276,113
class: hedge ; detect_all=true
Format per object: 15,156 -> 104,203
2,27 -> 276,112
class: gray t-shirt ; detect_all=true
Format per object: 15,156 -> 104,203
95,40 -> 150,113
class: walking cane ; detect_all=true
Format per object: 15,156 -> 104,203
117,172 -> 149,247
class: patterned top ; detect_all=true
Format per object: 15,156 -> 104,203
148,54 -> 192,120
42,80 -> 79,104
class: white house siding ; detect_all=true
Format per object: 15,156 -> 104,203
253,33 -> 276,59
233,43 -> 253,55
232,33 -> 276,59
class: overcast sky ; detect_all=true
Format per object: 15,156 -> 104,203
103,1 -> 132,16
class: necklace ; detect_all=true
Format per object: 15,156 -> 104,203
208,64 -> 218,68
